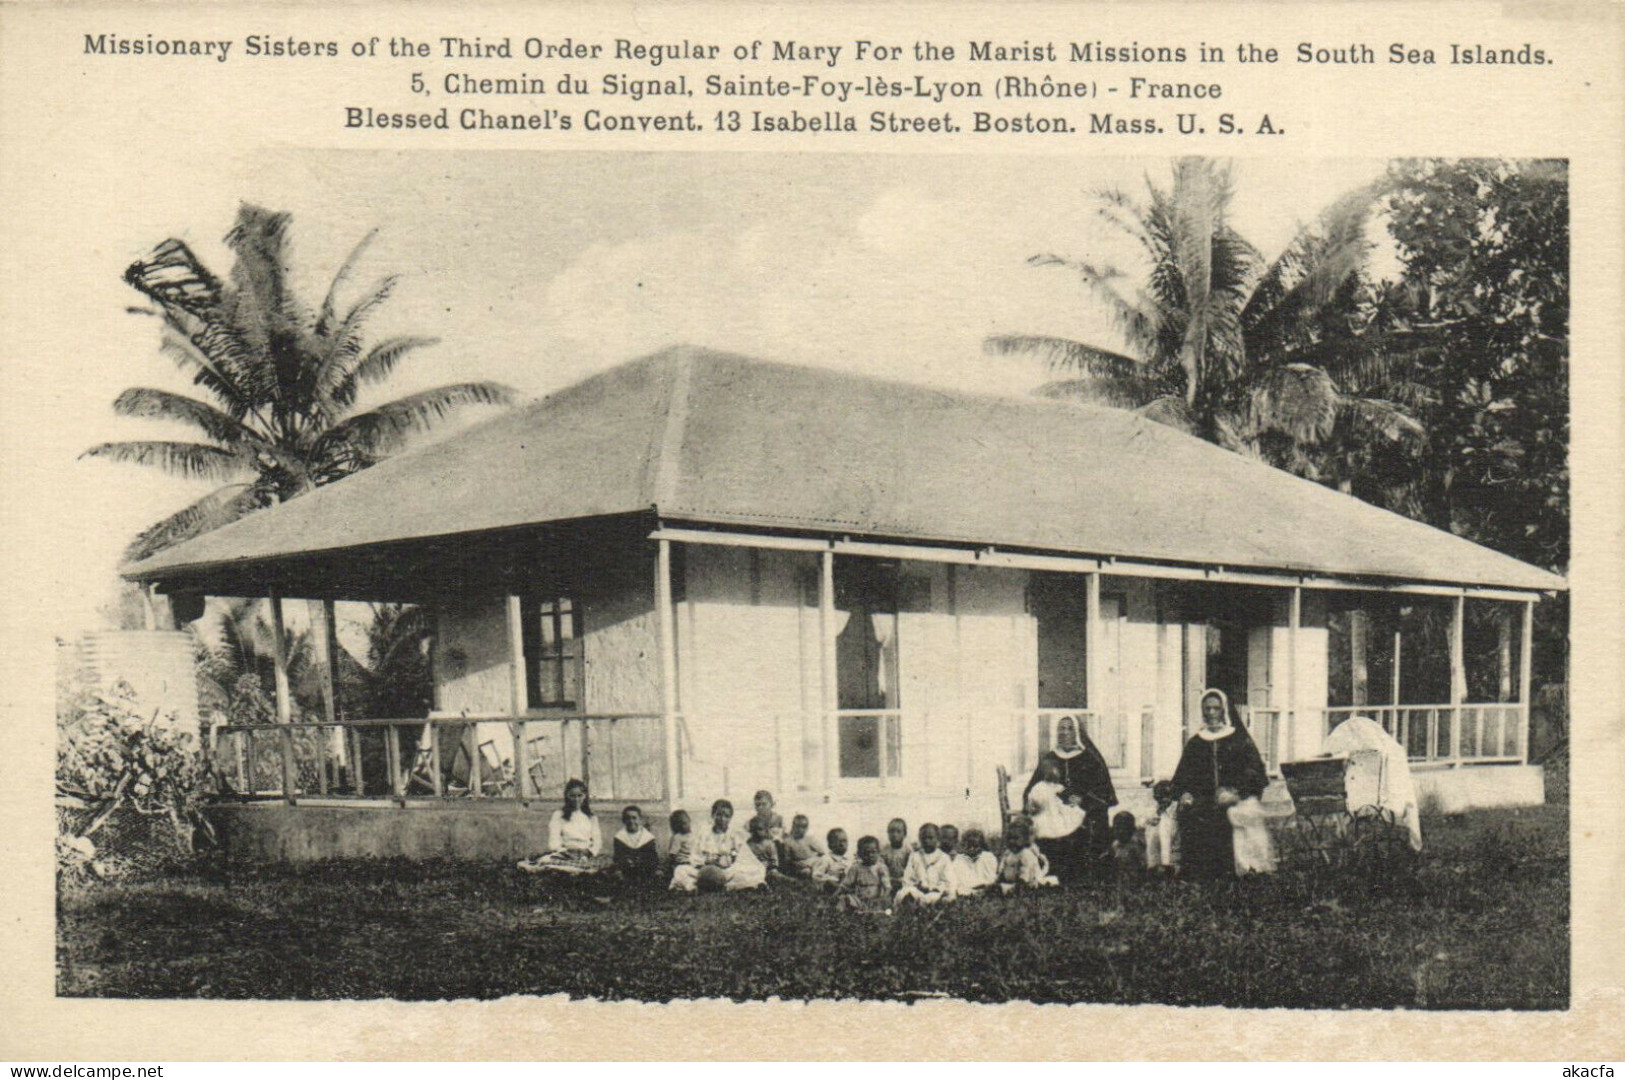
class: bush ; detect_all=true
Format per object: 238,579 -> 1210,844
57,681 -> 213,884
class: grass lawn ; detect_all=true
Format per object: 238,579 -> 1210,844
56,804 -> 1568,1008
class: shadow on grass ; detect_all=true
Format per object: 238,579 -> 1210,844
57,805 -> 1568,1007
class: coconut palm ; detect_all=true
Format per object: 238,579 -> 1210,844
84,204 -> 515,562
986,158 -> 1422,478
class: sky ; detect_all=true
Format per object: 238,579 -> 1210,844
47,151 -> 1390,637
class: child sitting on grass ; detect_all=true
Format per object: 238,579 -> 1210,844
751,789 -> 785,842
880,817 -> 913,886
998,817 -> 1058,893
837,835 -> 892,913
671,799 -> 766,893
938,823 -> 960,858
666,809 -> 695,873
810,828 -> 852,890
779,813 -> 825,879
896,823 -> 952,906
747,815 -> 782,879
948,827 -> 998,898
1111,811 -> 1146,879
612,805 -> 660,886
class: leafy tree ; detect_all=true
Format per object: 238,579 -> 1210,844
1381,159 -> 1568,574
1380,158 -> 1569,694
986,157 -> 1421,477
84,204 -> 515,562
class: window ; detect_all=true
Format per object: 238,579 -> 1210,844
522,596 -> 581,711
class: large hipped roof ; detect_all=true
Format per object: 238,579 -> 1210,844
125,346 -> 1564,592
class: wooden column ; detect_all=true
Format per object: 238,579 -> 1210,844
268,590 -> 297,803
1349,608 -> 1369,707
307,599 -> 337,797
819,548 -> 837,792
1084,571 -> 1102,717
655,539 -> 681,803
506,595 -> 529,800
1519,598 -> 1535,762
1391,624 -> 1403,706
1285,586 -> 1301,769
1182,623 -> 1206,742
1497,605 -> 1514,703
1448,593 -> 1466,763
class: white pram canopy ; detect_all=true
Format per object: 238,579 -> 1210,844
1322,716 -> 1424,851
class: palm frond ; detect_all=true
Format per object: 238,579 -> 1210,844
982,334 -> 1144,379
1243,183 -> 1379,353
111,388 -> 265,448
316,228 -> 379,337
1033,376 -> 1159,410
1136,395 -> 1199,434
81,440 -> 249,482
222,204 -> 307,358
1028,255 -> 1161,359
311,277 -> 402,416
316,381 -> 515,463
1244,363 -> 1341,444
1339,395 -> 1426,443
123,238 -> 222,315
121,484 -> 264,564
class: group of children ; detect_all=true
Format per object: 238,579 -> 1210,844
600,789 -> 1127,913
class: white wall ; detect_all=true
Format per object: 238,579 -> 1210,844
433,596 -> 511,715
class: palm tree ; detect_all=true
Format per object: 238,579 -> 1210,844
84,204 -> 515,562
986,158 -> 1422,478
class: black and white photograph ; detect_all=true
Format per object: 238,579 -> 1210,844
46,150 -> 1572,1010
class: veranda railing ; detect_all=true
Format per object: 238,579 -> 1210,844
207,713 -> 666,804
1240,702 -> 1527,773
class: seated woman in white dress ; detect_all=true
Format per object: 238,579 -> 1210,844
518,778 -> 603,873
670,799 -> 767,892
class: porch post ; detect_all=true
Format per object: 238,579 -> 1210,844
1286,585 -> 1301,770
268,590 -> 297,804
308,599 -> 336,797
1449,593 -> 1466,764
1349,608 -> 1369,707
656,539 -> 681,803
819,548 -> 836,792
1497,605 -> 1514,703
1519,597 -> 1535,762
1391,622 -> 1403,706
506,595 -> 529,800
1084,570 -> 1102,711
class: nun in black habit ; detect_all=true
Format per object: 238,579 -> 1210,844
1169,688 -> 1270,879
1022,713 -> 1117,882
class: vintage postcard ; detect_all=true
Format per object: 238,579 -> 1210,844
1,0 -> 1620,1062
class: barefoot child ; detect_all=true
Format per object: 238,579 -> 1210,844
750,789 -> 785,843
671,799 -> 766,893
1111,811 -> 1146,879
879,817 -> 913,887
747,815 -> 781,878
838,835 -> 892,913
612,805 -> 660,886
810,828 -> 852,890
665,809 -> 695,876
896,823 -> 952,906
948,827 -> 998,897
998,817 -> 1058,893
779,813 -> 825,879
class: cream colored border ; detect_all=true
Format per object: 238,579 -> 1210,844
2,0 -> 1621,1061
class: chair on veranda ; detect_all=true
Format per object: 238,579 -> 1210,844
996,765 -> 1016,833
